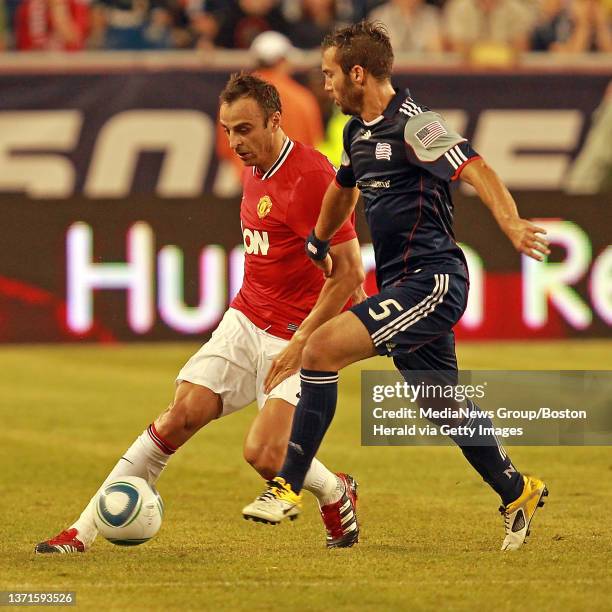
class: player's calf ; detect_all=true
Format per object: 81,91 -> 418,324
154,382 -> 222,448
35,385 -> 221,555
243,443 -> 285,481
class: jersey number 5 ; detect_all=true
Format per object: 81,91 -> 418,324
368,299 -> 404,320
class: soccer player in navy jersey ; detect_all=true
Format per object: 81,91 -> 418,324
243,22 -> 549,550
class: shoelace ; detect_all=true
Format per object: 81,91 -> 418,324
256,481 -> 284,502
499,505 -> 511,531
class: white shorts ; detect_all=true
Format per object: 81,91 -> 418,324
177,308 -> 301,417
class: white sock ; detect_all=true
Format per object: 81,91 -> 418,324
302,458 -> 343,507
70,425 -> 174,547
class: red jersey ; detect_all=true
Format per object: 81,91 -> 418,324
231,139 -> 356,340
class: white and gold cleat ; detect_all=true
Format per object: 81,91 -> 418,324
500,475 -> 548,551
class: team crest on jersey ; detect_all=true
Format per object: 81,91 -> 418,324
257,195 -> 272,218
375,142 -> 392,161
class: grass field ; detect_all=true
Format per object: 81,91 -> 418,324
0,340 -> 611,611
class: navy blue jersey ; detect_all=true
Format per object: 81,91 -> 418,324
336,89 -> 479,289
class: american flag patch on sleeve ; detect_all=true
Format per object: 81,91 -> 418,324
415,121 -> 447,148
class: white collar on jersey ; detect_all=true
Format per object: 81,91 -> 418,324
362,115 -> 384,126
252,137 -> 294,180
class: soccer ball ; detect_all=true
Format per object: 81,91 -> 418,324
94,476 -> 163,546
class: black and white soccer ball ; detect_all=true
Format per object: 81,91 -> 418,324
94,476 -> 163,546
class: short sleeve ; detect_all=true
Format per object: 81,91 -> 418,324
403,110 -> 480,181
286,169 -> 356,245
335,122 -> 357,188
330,210 -> 357,246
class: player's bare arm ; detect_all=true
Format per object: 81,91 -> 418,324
460,159 -> 551,262
350,284 -> 368,305
264,237 -> 364,393
316,181 -> 360,240
311,182 -> 360,276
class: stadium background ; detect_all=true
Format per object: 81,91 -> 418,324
0,2 -> 611,610
0,56 -> 610,343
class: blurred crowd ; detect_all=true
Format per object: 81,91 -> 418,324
0,0 -> 610,55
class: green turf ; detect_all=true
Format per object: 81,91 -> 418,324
0,341 -> 610,611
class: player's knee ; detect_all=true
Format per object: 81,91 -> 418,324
302,330 -> 331,370
243,444 -> 285,480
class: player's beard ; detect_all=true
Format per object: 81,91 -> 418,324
337,76 -> 364,116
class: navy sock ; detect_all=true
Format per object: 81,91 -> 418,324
450,401 -> 524,506
278,369 -> 339,493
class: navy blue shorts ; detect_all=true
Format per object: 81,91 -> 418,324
351,272 -> 468,380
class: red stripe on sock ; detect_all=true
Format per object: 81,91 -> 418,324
148,423 -> 177,455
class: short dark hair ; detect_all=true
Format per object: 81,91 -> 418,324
322,21 -> 393,81
219,72 -> 282,125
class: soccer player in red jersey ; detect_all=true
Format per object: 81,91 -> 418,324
35,74 -> 365,554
